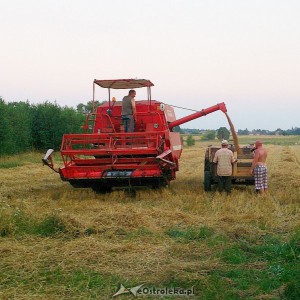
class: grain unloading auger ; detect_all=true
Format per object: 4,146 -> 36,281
42,79 -> 227,192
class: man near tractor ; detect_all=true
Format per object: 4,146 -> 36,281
251,140 -> 268,194
121,89 -> 137,132
213,140 -> 236,194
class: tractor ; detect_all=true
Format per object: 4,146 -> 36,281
204,143 -> 255,191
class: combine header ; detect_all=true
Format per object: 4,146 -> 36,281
43,79 -> 227,192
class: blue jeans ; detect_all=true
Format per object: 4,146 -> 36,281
122,115 -> 135,132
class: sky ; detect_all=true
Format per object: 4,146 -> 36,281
1,0 -> 300,130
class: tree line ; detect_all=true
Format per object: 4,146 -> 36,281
181,127 -> 300,137
0,98 -> 85,155
1,97 -> 298,155
237,128 -> 300,136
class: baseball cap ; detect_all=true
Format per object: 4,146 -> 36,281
221,140 -> 229,145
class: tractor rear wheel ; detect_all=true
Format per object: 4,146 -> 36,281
204,171 -> 212,191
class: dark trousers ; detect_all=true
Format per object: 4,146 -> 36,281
217,176 -> 232,194
122,115 -> 135,132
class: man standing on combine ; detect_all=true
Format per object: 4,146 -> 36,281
251,140 -> 268,194
213,140 -> 236,194
122,90 -> 136,132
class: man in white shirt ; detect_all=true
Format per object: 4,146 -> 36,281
213,140 -> 236,194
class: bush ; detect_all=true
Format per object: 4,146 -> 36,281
186,135 -> 195,146
201,130 -> 216,141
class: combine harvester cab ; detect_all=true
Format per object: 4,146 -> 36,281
43,79 -> 227,192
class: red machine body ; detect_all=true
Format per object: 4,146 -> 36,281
43,79 -> 227,191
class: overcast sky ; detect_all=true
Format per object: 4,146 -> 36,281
1,0 -> 299,130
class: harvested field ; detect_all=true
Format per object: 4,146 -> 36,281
0,138 -> 300,299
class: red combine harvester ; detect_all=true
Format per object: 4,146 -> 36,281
43,79 -> 227,192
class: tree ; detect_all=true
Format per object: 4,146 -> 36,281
0,100 -> 86,155
217,127 -> 230,141
77,100 -> 105,113
32,102 -> 84,151
0,100 -> 33,155
8,101 -> 33,153
172,126 -> 181,133
0,98 -> 12,155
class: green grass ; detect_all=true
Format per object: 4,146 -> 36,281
0,151 -> 63,168
1,264 -> 298,299
220,245 -> 248,264
0,210 -> 67,237
166,225 -> 214,242
0,267 -> 122,299
1,205 -> 299,299
1,143 -> 300,299
1,215 -> 299,299
164,227 -> 300,298
0,161 -> 24,168
213,231 -> 300,298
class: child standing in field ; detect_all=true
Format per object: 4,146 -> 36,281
251,140 -> 268,194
